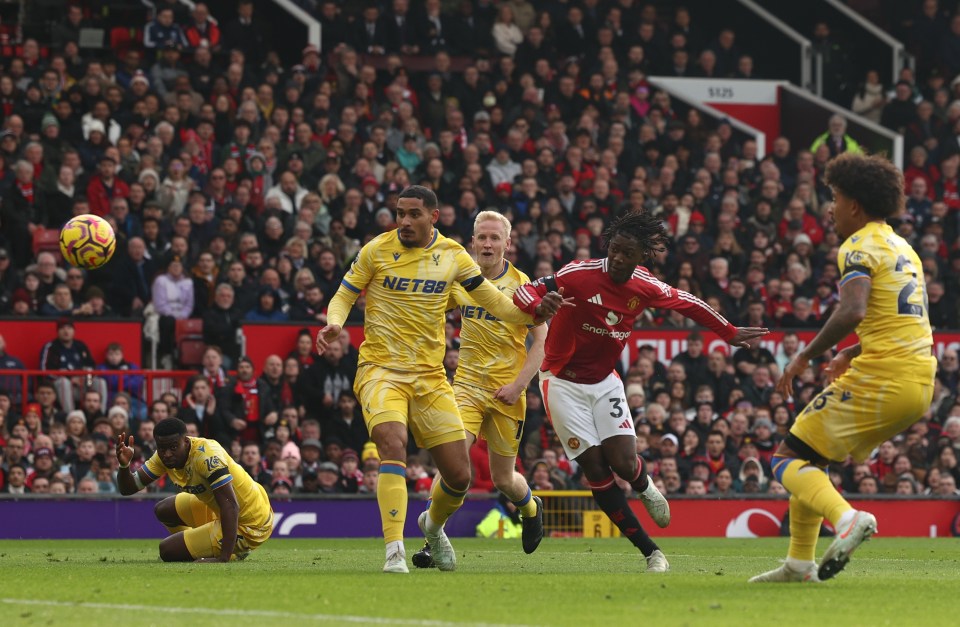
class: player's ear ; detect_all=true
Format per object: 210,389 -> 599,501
430,208 -> 440,224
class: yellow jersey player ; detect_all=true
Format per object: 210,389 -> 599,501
413,211 -> 548,569
115,418 -> 274,562
314,186 -> 567,574
752,153 -> 936,583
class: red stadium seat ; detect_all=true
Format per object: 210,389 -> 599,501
175,319 -> 205,368
32,228 -> 61,257
109,27 -> 143,55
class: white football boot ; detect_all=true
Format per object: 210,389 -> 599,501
418,511 -> 457,571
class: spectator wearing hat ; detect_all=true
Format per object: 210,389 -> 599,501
339,448 -> 362,493
316,461 -> 344,494
271,475 -> 294,497
298,438 -> 324,477
26,445 -> 56,487
751,418 -> 778,465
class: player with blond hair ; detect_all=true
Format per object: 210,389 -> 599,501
414,210 -> 548,567
315,186 -> 567,573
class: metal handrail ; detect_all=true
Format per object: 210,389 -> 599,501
0,368 -> 201,413
271,0 -> 321,52
823,0 -> 910,85
737,0 -> 814,92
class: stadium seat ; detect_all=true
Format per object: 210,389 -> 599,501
109,27 -> 143,55
174,318 -> 205,368
32,228 -> 61,257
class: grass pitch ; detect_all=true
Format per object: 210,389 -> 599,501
0,537 -> 956,626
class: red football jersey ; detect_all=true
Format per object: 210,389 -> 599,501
514,258 -> 737,384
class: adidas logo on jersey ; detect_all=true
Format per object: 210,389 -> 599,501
618,419 -> 632,430
588,294 -> 603,305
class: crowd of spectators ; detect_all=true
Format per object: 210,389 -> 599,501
0,1 -> 958,502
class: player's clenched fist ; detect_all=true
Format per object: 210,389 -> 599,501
315,324 -> 342,355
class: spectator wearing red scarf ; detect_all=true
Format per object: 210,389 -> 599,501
184,4 -> 221,51
225,356 -> 262,443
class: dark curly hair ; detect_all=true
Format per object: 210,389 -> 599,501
824,152 -> 905,219
602,210 -> 670,259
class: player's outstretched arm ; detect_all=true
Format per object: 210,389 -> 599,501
115,434 -> 154,496
466,278 -> 538,324
728,327 -> 770,348
495,323 -> 548,405
777,277 -> 870,397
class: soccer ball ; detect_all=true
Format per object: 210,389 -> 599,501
59,214 -> 117,270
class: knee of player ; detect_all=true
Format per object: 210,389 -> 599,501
372,429 -> 407,459
610,455 -> 639,480
153,499 -> 167,523
444,467 -> 472,492
158,542 -> 178,562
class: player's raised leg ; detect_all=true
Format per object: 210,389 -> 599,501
578,445 -> 668,573
421,439 -> 470,571
370,421 -> 411,574
600,435 -> 670,529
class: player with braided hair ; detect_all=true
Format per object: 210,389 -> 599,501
514,210 -> 768,571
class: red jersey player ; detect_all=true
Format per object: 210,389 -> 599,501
514,212 -> 767,572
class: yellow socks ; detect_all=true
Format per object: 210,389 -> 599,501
774,456 -> 853,527
513,485 -> 538,519
378,460 -> 408,543
786,494 -> 822,562
427,477 -> 467,530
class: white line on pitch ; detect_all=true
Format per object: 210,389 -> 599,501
0,598 -> 533,627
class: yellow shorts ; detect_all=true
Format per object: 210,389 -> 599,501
354,364 -> 466,449
455,381 -> 526,458
790,370 -> 933,463
174,491 -> 274,560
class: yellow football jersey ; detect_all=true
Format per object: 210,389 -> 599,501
449,260 -> 533,391
837,221 -> 936,384
143,437 -> 272,527
332,228 -> 532,373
